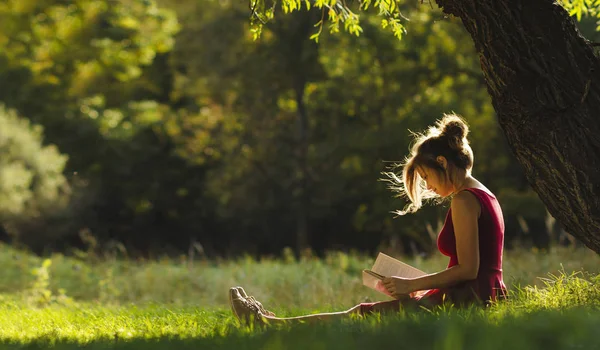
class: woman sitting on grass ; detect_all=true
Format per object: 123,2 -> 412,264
229,113 -> 508,325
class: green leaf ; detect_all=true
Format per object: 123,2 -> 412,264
310,32 -> 320,43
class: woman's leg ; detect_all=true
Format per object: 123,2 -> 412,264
260,298 -> 416,324
261,304 -> 362,324
229,287 -> 417,326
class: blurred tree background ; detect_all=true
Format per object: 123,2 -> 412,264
0,0 -> 587,258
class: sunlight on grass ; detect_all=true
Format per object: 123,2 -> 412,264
0,271 -> 598,349
0,244 -> 598,348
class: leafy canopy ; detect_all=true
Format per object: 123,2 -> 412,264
560,0 -> 600,25
249,0 -> 409,41
249,0 -> 600,42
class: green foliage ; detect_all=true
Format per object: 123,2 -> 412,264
0,0 -> 219,250
0,0 -> 588,255
250,0 -> 406,42
497,189 -> 547,220
0,105 -> 69,225
251,0 -> 600,43
0,0 -> 179,164
0,0 -> 178,88
98,267 -> 121,304
27,259 -> 73,307
178,0 -> 521,254
560,0 -> 600,26
520,270 -> 600,308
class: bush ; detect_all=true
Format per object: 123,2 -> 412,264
0,105 -> 70,246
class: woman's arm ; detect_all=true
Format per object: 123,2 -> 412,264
382,191 -> 481,297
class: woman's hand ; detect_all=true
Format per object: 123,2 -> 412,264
378,276 -> 416,299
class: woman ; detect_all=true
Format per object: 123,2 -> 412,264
229,113 -> 507,325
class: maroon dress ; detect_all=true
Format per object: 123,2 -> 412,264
360,188 -> 508,314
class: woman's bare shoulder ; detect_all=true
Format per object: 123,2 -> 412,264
451,190 -> 481,217
463,177 -> 495,197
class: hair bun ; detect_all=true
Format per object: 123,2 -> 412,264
438,113 -> 469,150
437,114 -> 469,149
439,114 -> 468,139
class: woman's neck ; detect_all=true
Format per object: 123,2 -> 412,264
451,171 -> 472,194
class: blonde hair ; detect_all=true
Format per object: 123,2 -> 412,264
384,113 -> 474,215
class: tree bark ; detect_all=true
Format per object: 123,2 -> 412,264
435,0 -> 600,253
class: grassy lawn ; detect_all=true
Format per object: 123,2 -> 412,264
0,244 -> 597,349
1,301 -> 599,349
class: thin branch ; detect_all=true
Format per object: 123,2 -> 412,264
249,0 -> 267,24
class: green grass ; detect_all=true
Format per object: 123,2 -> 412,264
0,243 -> 597,349
0,289 -> 599,350
1,244 -> 598,308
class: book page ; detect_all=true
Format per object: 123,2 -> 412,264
362,270 -> 384,291
372,253 -> 426,279
362,253 -> 427,294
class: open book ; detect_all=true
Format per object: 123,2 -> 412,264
362,252 -> 428,297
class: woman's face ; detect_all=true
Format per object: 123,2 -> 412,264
417,165 -> 452,197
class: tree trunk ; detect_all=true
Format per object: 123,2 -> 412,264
276,12 -> 321,254
295,83 -> 309,253
434,0 -> 600,253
